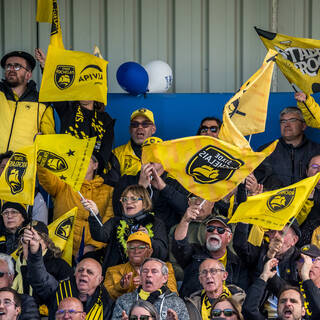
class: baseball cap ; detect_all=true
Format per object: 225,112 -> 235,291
127,231 -> 152,248
1,51 -> 36,71
130,108 -> 155,124
300,244 -> 320,258
206,215 -> 230,229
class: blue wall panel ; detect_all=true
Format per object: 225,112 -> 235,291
107,93 -> 320,151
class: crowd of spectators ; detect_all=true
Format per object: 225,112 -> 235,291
0,49 -> 320,320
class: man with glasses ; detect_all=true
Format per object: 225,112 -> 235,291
111,108 -> 156,181
257,107 -> 320,187
0,287 -> 21,320
185,258 -> 245,320
104,231 -> 177,300
172,215 -> 248,298
196,117 -> 221,138
0,51 -> 55,153
55,297 -> 86,320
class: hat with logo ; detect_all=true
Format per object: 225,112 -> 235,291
1,201 -> 28,220
130,108 -> 155,124
206,215 -> 230,229
1,51 -> 36,71
127,231 -> 152,248
300,244 -> 320,258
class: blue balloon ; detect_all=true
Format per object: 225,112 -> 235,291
116,62 -> 149,95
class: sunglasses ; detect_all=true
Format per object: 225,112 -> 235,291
211,309 -> 235,317
206,225 -> 228,234
129,316 -> 154,320
200,126 -> 219,134
127,245 -> 148,251
120,196 -> 143,203
130,121 -> 153,128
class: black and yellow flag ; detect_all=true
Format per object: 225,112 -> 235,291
256,27 -> 320,94
48,207 -> 77,266
50,0 -> 64,48
0,144 -> 37,205
142,136 -> 277,202
35,134 -> 96,191
38,45 -> 108,104
36,0 -> 53,23
229,173 -> 320,230
223,49 -> 275,136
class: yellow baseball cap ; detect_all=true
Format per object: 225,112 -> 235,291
127,231 -> 152,248
130,108 -> 155,124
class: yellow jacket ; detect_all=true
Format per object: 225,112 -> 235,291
113,141 -> 141,176
37,166 -> 114,255
0,80 -> 55,152
104,261 -> 178,300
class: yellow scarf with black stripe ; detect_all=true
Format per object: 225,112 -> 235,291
56,280 -> 103,320
200,285 -> 232,320
299,281 -> 312,317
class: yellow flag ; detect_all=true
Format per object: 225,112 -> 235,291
223,49 -> 275,136
256,27 -> 320,94
229,173 -> 320,230
39,45 -> 108,105
0,144 -> 37,205
50,0 -> 64,48
142,136 -> 277,202
35,134 -> 96,191
36,0 -> 53,23
48,207 -> 77,265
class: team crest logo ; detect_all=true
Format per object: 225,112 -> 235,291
186,145 -> 244,184
55,216 -> 74,240
5,153 -> 27,194
267,188 -> 296,212
37,150 -> 68,172
54,65 -> 75,89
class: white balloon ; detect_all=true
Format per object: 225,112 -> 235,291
144,60 -> 173,93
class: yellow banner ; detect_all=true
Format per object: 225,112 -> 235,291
223,49 -> 275,136
50,0 -> 64,48
142,136 -> 277,202
35,134 -> 96,191
0,144 -> 37,205
229,173 -> 320,230
48,207 -> 77,265
256,27 -> 320,94
36,0 -> 52,23
39,45 -> 108,105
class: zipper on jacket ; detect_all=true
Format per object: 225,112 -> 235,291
6,100 -> 18,152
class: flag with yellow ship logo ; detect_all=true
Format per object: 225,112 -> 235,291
48,207 -> 77,265
39,44 -> 108,104
222,49 -> 276,136
256,27 -> 320,94
229,173 -> 320,230
142,136 -> 277,202
0,144 -> 37,205
35,134 -> 96,191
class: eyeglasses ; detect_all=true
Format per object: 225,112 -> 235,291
211,308 -> 235,317
310,164 -> 320,170
206,225 -> 228,234
0,272 -> 9,278
199,268 -> 225,277
130,121 -> 153,128
120,196 -> 143,203
129,315 -> 154,320
280,118 -> 303,124
127,245 -> 148,251
0,299 -> 16,307
298,257 -> 320,263
5,63 -> 29,72
56,309 -> 83,317
1,210 -> 20,217
199,126 -> 219,134
188,196 -> 204,205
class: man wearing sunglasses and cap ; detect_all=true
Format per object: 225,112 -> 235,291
109,108 -> 156,183
172,214 -> 248,298
196,117 -> 221,139
0,51 -> 55,153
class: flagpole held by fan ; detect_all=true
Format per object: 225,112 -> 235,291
78,191 -> 103,227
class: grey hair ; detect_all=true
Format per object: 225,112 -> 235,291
199,258 -> 226,272
140,258 -> 168,275
0,253 -> 14,275
129,300 -> 160,320
280,107 -> 305,122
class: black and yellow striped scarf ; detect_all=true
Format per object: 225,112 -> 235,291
299,281 -> 312,317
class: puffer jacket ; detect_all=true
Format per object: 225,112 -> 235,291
0,80 -> 55,152
38,166 -> 114,254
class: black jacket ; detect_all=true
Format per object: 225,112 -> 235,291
171,237 -> 249,298
257,136 -> 320,187
19,294 -> 41,320
26,247 -> 114,320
